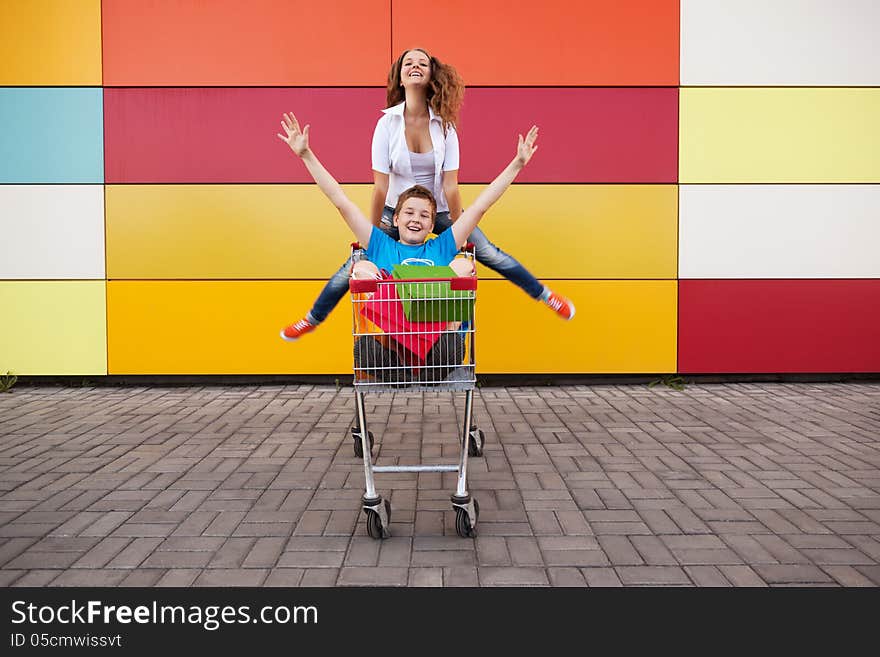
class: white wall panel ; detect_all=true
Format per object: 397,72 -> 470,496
681,0 -> 880,85
0,185 -> 105,279
679,185 -> 880,278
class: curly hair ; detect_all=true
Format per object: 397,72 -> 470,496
386,48 -> 464,133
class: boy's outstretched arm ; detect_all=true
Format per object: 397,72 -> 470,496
451,126 -> 539,250
277,112 -> 373,247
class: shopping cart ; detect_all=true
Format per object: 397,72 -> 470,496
348,243 -> 485,539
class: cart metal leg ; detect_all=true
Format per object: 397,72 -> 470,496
354,390 -> 376,500
455,389 -> 474,499
451,389 -> 479,537
355,390 -> 391,539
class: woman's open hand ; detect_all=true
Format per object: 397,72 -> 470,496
277,112 -> 310,157
515,125 -> 539,167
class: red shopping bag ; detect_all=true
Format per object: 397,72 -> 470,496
360,279 -> 443,361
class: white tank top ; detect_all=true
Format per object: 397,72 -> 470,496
409,150 -> 435,189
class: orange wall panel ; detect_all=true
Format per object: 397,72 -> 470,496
392,0 -> 679,85
102,0 -> 391,85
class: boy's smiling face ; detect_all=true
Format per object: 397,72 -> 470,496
393,197 -> 435,245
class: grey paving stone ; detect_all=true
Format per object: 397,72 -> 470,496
543,550 -> 610,567
822,565 -> 877,587
194,569 -> 269,587
581,567 -> 623,587
684,566 -> 731,586
597,536 -> 645,566
408,568 -> 443,587
263,568 -> 306,587
443,567 -> 478,587
0,570 -> 24,586
2,382 -> 879,588
475,537 -> 511,566
51,569 -> 129,587
753,564 -> 834,584
479,567 -> 550,587
718,565 -> 768,587
5,551 -> 82,569
278,551 -> 346,568
119,570 -> 167,587
548,567 -> 588,587
106,537 -> 164,568
10,570 -> 59,587
0,538 -> 38,567
616,566 -> 691,586
338,567 -> 408,587
300,568 -> 340,586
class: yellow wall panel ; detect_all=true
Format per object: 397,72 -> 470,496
680,88 -> 880,182
107,280 -> 675,375
106,185 -> 677,280
477,280 -> 677,374
459,185 -> 678,279
107,281 -> 353,374
106,185 -> 371,279
0,0 -> 102,85
0,282 -> 106,375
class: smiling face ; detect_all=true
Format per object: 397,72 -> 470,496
393,196 -> 436,245
400,49 -> 432,90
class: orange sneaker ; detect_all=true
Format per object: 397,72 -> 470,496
544,291 -> 575,320
280,318 -> 316,341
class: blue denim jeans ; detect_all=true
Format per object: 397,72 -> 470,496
306,207 -> 544,324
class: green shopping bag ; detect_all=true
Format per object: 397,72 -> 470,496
391,264 -> 475,322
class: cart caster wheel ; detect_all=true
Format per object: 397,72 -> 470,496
352,428 -> 374,458
365,499 -> 391,539
468,428 -> 485,457
454,499 -> 479,538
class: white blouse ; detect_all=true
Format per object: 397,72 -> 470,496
371,101 -> 460,212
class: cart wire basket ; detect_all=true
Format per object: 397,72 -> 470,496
347,244 -> 485,538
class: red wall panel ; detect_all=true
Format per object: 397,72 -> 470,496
458,88 -> 678,183
105,88 -> 678,184
102,0 -> 390,86
679,280 -> 880,373
392,0 -> 680,86
104,88 -> 386,183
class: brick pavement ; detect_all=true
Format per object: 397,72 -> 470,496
0,382 -> 878,587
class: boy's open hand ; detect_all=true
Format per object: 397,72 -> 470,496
277,112 -> 310,157
516,125 -> 539,167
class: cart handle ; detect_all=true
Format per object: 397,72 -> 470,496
349,276 -> 477,293
351,241 -> 475,251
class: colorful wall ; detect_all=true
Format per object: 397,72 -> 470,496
1,0 -> 878,376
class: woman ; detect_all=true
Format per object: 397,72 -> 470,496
281,48 -> 574,341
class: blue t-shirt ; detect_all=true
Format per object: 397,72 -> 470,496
365,226 -> 458,274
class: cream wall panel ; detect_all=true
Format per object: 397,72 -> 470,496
0,185 -> 105,279
680,185 -> 880,278
681,0 -> 880,85
680,88 -> 880,183
0,281 -> 107,375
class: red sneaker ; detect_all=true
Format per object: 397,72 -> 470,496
544,292 -> 575,320
280,318 -> 316,341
